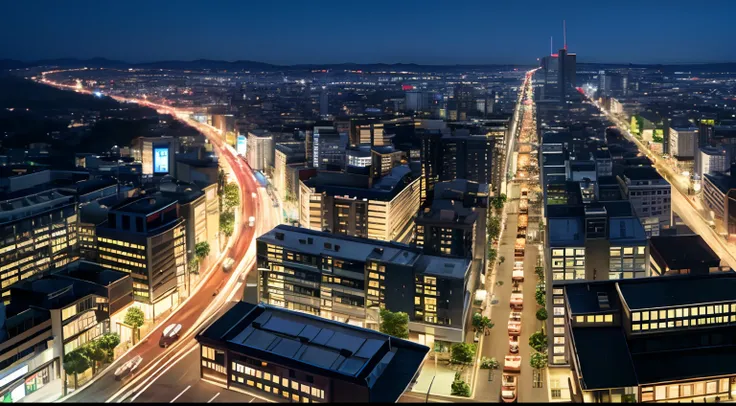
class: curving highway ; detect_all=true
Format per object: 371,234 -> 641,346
37,73 -> 270,402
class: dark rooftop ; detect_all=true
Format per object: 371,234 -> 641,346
622,166 -> 664,181
649,235 -> 720,271
571,327 -> 638,390
112,193 -> 177,215
197,302 -> 428,402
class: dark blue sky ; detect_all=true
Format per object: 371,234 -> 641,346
2,0 -> 735,65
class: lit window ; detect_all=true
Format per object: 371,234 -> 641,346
586,315 -> 595,323
659,310 -> 666,319
576,316 -> 584,323
675,308 -> 682,318
651,311 -> 658,321
632,312 -> 640,322
595,315 -> 603,323
604,314 -> 613,323
632,324 -> 640,331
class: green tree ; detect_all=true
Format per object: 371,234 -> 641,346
492,194 -> 507,212
217,168 -> 227,197
124,307 -> 145,344
223,182 -> 240,212
535,286 -> 546,307
530,351 -> 548,370
188,258 -> 200,276
451,372 -> 471,397
450,343 -> 476,365
529,331 -> 548,352
472,313 -> 494,333
487,247 -> 498,263
480,357 -> 499,370
220,211 -> 235,237
63,349 -> 90,390
194,241 -> 211,260
536,308 -> 548,321
96,333 -> 121,363
534,266 -> 544,280
379,308 -> 409,339
487,216 -> 501,240
81,341 -> 106,375
498,256 -> 505,265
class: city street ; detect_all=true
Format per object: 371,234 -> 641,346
589,98 -> 736,269
39,75 -> 269,403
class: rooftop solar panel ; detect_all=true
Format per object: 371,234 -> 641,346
337,357 -> 366,376
326,331 -> 365,354
312,328 -> 335,345
355,339 -> 384,359
244,329 -> 278,350
300,346 -> 340,370
270,337 -> 302,358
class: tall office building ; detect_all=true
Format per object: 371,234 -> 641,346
0,189 -> 78,302
319,88 -> 328,117
453,84 -> 477,120
131,136 -> 178,176
96,195 -> 186,320
312,125 -> 347,170
298,165 -> 420,243
246,130 -> 274,172
349,119 -> 391,147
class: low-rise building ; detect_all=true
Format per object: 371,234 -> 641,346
196,301 -> 429,403
257,225 -> 472,344
562,273 -> 736,403
649,234 -> 723,276
618,167 -> 671,236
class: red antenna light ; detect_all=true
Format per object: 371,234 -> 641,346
563,20 -> 568,51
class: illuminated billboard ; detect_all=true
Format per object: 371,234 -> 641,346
153,147 -> 169,173
236,135 -> 247,156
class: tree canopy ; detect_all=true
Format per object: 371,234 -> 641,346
379,308 -> 409,339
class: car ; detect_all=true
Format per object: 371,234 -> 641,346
503,355 -> 522,373
501,373 -> 518,403
222,257 -> 235,272
159,323 -> 182,348
508,320 -> 521,336
114,355 -> 143,381
512,269 -> 524,282
510,292 -> 523,310
248,216 -> 255,227
509,335 -> 519,354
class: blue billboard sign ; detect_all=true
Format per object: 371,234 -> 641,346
153,147 -> 169,173
237,135 -> 247,156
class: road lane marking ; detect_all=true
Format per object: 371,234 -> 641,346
207,393 -> 220,403
128,345 -> 198,402
170,385 -> 191,403
249,398 -> 255,403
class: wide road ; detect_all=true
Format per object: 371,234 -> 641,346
587,97 -> 736,269
37,74 -> 265,402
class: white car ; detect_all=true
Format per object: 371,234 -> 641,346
503,355 -> 522,373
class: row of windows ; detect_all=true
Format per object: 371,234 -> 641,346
641,378 -> 728,402
99,254 -> 146,269
98,237 -> 145,250
633,315 -> 736,331
231,361 -> 325,401
99,246 -> 145,260
575,314 -> 614,323
632,304 -> 736,322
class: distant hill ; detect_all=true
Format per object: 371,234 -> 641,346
2,57 -> 735,73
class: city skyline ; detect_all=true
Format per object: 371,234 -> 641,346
4,0 -> 736,65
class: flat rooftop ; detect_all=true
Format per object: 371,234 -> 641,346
618,273 -> 736,310
112,194 -> 177,215
198,302 -> 429,402
650,234 -> 720,270
258,225 -> 421,267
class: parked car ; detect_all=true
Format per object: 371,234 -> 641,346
512,268 -> 524,282
503,355 -> 522,373
510,292 -> 524,310
508,312 -> 522,336
509,335 -> 519,354
501,373 -> 518,403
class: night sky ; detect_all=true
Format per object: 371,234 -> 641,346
3,0 -> 735,65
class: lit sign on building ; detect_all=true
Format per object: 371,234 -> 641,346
236,135 -> 247,156
153,147 -> 169,173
